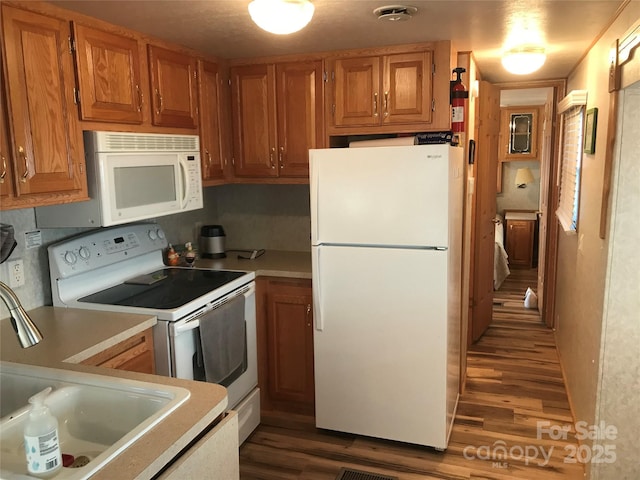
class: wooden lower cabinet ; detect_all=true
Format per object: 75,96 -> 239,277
81,328 -> 155,374
257,277 -> 314,415
505,217 -> 536,268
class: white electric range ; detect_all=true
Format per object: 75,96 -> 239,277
47,222 -> 259,444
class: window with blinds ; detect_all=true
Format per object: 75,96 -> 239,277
556,90 -> 587,233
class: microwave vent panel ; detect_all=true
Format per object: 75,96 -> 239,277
91,131 -> 200,153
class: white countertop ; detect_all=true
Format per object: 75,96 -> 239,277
195,249 -> 311,278
0,307 -> 228,480
505,211 -> 538,221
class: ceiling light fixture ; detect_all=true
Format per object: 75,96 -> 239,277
502,45 -> 546,75
373,5 -> 418,22
248,0 -> 315,35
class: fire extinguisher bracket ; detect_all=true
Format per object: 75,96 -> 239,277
450,83 -> 470,103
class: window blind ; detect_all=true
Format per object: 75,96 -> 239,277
556,105 -> 584,232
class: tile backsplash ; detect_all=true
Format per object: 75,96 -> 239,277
0,183 -> 311,317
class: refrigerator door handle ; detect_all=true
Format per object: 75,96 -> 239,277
312,164 -> 320,245
312,248 -> 324,331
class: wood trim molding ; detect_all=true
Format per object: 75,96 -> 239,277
600,21 -> 640,239
557,90 -> 588,113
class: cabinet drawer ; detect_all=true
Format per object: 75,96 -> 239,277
156,411 -> 239,480
80,328 -> 155,374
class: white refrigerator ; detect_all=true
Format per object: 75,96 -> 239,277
310,144 -> 463,449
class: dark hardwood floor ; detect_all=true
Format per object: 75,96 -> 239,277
240,268 -> 583,479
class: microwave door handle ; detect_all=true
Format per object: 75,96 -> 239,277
179,159 -> 189,208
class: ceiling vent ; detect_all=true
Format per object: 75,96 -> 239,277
373,5 -> 418,22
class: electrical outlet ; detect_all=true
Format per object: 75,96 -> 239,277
8,259 -> 25,288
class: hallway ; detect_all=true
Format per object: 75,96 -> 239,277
239,268 -> 583,479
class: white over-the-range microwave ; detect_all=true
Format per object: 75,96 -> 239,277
36,131 -> 203,228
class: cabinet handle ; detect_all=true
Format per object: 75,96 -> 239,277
306,303 -> 311,327
155,88 -> 162,115
18,146 -> 29,183
373,92 -> 379,117
136,84 -> 143,112
279,146 -> 284,169
0,155 -> 6,183
204,149 -> 212,167
269,147 -> 275,169
383,91 -> 389,117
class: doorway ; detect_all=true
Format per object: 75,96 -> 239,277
469,79 -> 566,345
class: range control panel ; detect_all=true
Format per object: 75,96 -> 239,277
49,223 -> 169,279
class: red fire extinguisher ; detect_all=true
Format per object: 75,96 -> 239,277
451,67 -> 468,134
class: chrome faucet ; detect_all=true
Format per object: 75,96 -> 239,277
0,281 -> 43,348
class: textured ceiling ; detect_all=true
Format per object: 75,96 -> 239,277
51,0 -> 626,83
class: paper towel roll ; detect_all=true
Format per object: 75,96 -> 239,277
348,136 -> 416,148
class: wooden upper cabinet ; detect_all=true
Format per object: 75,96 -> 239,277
231,64 -> 278,177
332,50 -> 433,129
231,60 -> 322,179
1,5 -> 87,200
334,56 -> 381,127
276,61 -> 323,177
1,89 -> 14,200
73,24 -> 143,124
499,106 -> 540,161
383,52 -> 432,124
148,44 -> 198,129
197,59 -> 224,181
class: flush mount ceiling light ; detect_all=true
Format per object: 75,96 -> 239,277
502,45 -> 547,75
373,5 -> 418,22
248,0 -> 315,35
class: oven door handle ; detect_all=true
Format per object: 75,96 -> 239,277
172,283 -> 255,336
173,315 -> 205,335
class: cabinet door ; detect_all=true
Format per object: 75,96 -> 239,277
148,45 -> 198,128
156,412 -> 239,480
73,24 -> 143,123
333,56 -> 381,127
266,280 -> 314,414
383,51 -> 432,124
231,64 -> 277,177
506,220 -> 535,267
197,60 -> 224,181
2,5 -> 86,197
499,106 -> 539,161
1,81 -> 14,200
276,61 -> 323,177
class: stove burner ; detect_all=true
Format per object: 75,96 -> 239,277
78,268 -> 246,309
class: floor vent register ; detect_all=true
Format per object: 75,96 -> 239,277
336,468 -> 398,480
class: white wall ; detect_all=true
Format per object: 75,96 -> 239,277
553,5 -> 640,480
591,80 -> 640,480
496,160 -> 541,215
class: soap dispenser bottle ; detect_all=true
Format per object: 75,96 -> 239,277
24,387 -> 62,478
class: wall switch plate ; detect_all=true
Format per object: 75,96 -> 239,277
8,259 -> 25,288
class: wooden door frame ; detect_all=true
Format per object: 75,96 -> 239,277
492,80 -> 566,329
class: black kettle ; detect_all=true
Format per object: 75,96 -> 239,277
200,225 -> 226,258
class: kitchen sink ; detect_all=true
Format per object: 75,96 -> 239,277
0,361 -> 190,479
